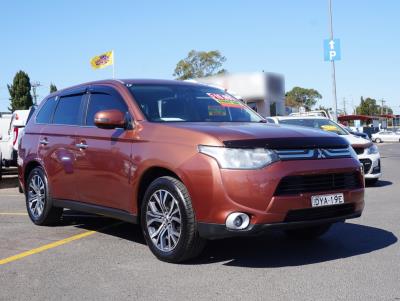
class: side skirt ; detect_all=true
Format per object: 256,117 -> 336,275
53,199 -> 138,224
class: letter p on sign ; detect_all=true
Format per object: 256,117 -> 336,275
324,39 -> 341,61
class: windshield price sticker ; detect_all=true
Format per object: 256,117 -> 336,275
208,105 -> 227,116
206,93 -> 243,108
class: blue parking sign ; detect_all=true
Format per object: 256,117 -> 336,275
324,39 -> 341,61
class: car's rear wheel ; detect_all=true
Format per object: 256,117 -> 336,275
284,223 -> 332,239
25,166 -> 63,225
141,176 -> 206,263
375,138 -> 382,143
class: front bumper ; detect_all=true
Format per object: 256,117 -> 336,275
358,152 -> 381,179
198,209 -> 362,239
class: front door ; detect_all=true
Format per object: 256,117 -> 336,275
74,86 -> 134,211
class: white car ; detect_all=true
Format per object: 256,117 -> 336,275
270,116 -> 382,184
371,131 -> 400,143
0,109 -> 30,168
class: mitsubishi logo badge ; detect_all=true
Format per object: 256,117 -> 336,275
315,149 -> 326,159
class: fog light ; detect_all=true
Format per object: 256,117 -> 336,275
226,212 -> 250,230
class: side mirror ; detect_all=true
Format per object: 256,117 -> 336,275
94,110 -> 126,129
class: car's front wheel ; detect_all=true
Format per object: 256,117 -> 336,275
25,166 -> 63,225
375,138 -> 382,143
285,223 -> 332,239
141,176 -> 206,263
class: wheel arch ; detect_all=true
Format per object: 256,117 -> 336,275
24,160 -> 43,186
136,166 -> 183,220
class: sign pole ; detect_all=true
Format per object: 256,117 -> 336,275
112,50 -> 115,79
329,0 -> 338,121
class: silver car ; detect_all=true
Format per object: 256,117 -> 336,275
372,131 -> 400,143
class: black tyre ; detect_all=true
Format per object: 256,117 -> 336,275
25,166 -> 63,225
141,176 -> 206,263
375,138 -> 382,143
365,178 -> 379,186
285,223 -> 332,240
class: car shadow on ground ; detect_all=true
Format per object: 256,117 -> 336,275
0,174 -> 19,189
189,222 -> 397,267
61,212 -> 397,267
370,180 -> 392,187
60,210 -> 146,245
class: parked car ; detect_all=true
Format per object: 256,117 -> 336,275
344,127 -> 370,140
19,79 -> 364,263
270,116 -> 381,184
0,112 -> 13,179
0,109 -> 30,168
372,131 -> 400,143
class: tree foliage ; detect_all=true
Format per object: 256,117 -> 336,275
173,50 -> 227,80
355,97 -> 393,115
50,83 -> 57,93
285,87 -> 322,110
7,70 -> 33,112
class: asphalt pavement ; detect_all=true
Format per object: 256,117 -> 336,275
0,143 -> 399,301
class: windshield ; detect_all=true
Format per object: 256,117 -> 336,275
127,84 -> 263,122
279,118 -> 348,135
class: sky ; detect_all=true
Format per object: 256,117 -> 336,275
1,0 -> 399,113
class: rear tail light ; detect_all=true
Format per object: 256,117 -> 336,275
13,127 -> 19,146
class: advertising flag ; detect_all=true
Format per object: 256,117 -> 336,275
90,51 -> 114,69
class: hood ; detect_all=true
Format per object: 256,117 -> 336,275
162,122 -> 349,149
342,133 -> 372,148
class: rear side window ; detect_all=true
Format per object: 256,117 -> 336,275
53,94 -> 83,125
85,92 -> 128,126
36,97 -> 57,124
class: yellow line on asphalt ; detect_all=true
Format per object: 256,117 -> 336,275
0,222 -> 122,265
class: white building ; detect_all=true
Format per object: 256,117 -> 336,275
196,72 -> 285,117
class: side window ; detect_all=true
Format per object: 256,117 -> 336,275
36,97 -> 57,124
85,92 -> 128,126
53,94 -> 83,125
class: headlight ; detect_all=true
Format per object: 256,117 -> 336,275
348,146 -> 359,160
198,145 -> 279,169
367,144 -> 379,155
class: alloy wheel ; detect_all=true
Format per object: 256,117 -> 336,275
28,174 -> 46,218
146,189 -> 182,252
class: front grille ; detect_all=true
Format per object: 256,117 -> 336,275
353,147 -> 365,155
359,158 -> 372,174
284,203 -> 356,222
274,172 -> 362,196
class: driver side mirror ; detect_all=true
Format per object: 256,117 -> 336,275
94,109 -> 126,129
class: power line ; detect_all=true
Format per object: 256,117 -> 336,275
31,81 -> 42,105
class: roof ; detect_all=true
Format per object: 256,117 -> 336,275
46,79 -> 216,97
273,116 -> 327,120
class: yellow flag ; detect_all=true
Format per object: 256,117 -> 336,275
90,50 -> 113,69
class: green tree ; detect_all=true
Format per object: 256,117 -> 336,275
50,83 -> 57,93
7,70 -> 33,112
173,50 -> 227,80
285,87 -> 322,110
355,97 -> 379,115
355,97 -> 394,115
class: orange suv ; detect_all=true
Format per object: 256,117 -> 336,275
18,79 -> 364,262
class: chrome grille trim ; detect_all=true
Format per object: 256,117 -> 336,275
275,147 -> 352,160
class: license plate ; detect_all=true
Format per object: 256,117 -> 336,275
311,193 -> 344,207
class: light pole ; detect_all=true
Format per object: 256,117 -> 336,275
328,0 -> 338,121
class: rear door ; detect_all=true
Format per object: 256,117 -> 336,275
39,88 -> 86,201
74,85 -> 133,211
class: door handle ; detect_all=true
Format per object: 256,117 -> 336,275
75,143 -> 88,149
39,139 -> 48,145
